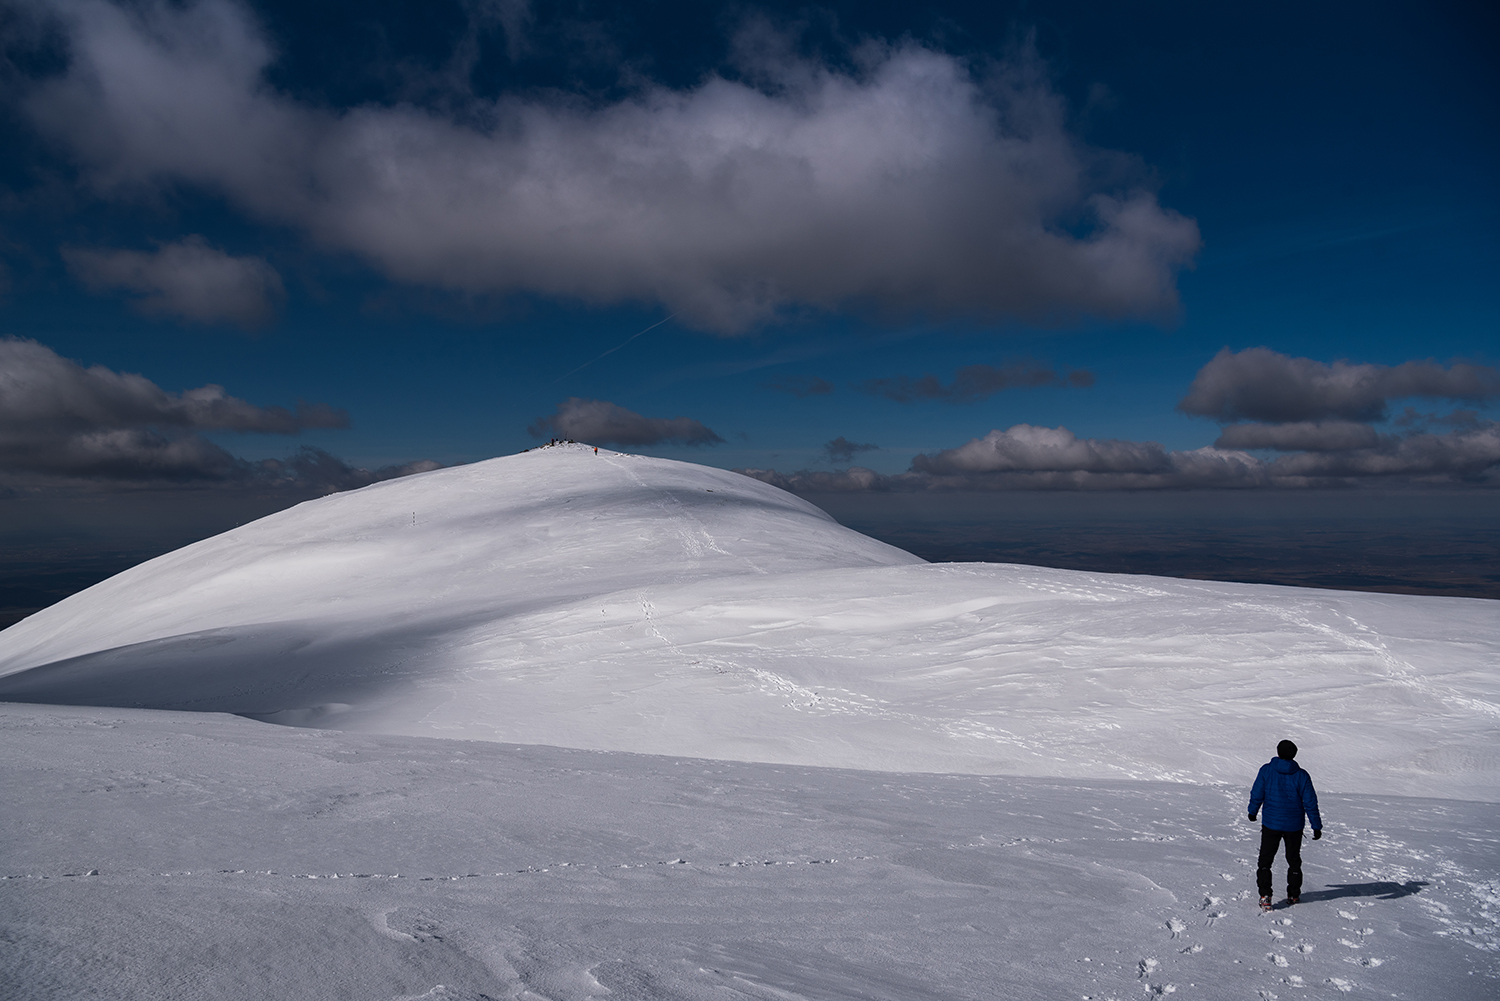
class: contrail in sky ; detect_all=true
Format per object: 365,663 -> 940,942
528,313 -> 679,400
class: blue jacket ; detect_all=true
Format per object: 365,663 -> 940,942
1248,757 -> 1322,832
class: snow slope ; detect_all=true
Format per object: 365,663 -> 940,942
0,443 -> 1496,800
3,703 -> 1497,1001
3,447 -> 1498,999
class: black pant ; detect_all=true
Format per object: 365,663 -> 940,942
1257,827 -> 1303,898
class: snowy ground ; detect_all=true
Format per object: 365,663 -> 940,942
1,445 -> 1497,998
2,703 -> 1496,1000
0,445 -> 1495,798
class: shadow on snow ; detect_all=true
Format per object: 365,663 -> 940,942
1299,880 -> 1429,903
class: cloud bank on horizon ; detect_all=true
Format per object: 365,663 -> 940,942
0,339 -> 435,489
742,348 -> 1500,491
17,0 -> 1200,332
3,339 -> 1496,493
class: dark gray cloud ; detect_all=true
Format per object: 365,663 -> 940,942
62,236 -> 284,328
824,437 -> 877,463
1267,423 -> 1500,481
529,397 -> 723,447
1179,348 -> 1500,423
21,0 -> 1201,332
1215,421 -> 1382,452
0,427 -> 243,482
0,339 -> 434,487
764,375 -> 834,398
1392,407 -> 1484,430
862,363 -> 1094,403
0,338 -> 345,436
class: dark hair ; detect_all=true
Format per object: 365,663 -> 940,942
1277,740 -> 1298,760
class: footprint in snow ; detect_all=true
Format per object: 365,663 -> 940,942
1138,957 -> 1159,978
1179,944 -> 1203,955
1166,918 -> 1187,937
1337,909 -> 1359,920
1267,953 -> 1289,968
1326,977 -> 1354,993
1268,929 -> 1285,940
1353,957 -> 1384,968
1294,942 -> 1314,954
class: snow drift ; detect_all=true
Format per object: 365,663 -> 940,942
0,443 -> 1495,799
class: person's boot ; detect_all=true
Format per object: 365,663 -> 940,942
1259,895 -> 1274,911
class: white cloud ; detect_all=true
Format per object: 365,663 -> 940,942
909,426 -> 1270,488
63,236 -> 284,328
913,424 -> 1171,474
24,0 -> 1201,332
743,417 -> 1500,491
744,425 -> 1272,491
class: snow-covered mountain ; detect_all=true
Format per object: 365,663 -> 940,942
1,444 -> 1495,800
4,445 -> 1498,999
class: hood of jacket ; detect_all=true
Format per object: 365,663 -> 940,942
1270,757 -> 1300,775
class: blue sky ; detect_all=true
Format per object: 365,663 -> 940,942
1,0 -> 1497,494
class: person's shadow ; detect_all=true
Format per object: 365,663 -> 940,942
1298,881 -> 1428,903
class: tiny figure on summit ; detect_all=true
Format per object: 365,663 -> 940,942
1248,739 -> 1323,910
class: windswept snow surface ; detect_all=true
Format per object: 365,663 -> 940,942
2,703 -> 1497,1001
3,446 -> 1498,998
0,443 -> 1496,800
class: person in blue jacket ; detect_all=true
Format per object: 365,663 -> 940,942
1248,739 -> 1323,908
